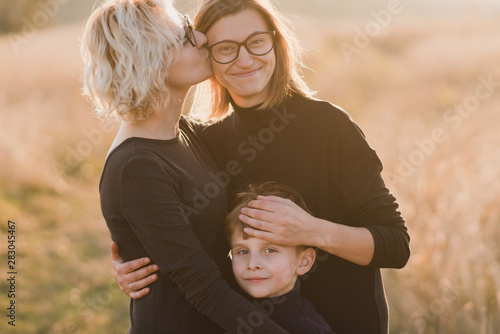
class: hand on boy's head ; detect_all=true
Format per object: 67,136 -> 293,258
238,195 -> 322,248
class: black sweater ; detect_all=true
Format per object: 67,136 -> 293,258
198,94 -> 410,334
99,117 -> 289,334
247,280 -> 335,334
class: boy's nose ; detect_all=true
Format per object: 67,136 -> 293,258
247,255 -> 262,270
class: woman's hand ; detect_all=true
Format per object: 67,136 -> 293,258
238,195 -> 325,247
110,242 -> 159,299
239,196 -> 375,266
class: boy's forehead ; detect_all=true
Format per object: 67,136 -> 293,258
230,230 -> 253,244
230,231 -> 291,250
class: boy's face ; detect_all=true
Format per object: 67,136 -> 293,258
230,231 -> 304,299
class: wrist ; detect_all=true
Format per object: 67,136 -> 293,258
311,218 -> 339,251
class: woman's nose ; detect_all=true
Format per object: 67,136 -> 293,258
235,45 -> 254,68
194,31 -> 207,48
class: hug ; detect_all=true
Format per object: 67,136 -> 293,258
81,0 -> 410,333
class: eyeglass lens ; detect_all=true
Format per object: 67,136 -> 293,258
209,32 -> 275,64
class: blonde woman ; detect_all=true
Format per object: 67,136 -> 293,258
113,1 -> 410,333
82,0 -> 290,333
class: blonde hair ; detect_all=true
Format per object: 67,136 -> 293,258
81,0 -> 184,122
194,0 -> 315,120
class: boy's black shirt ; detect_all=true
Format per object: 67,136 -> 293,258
244,280 -> 336,334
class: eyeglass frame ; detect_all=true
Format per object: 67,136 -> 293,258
183,15 -> 196,47
205,31 -> 276,64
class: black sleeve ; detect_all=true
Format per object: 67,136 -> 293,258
337,112 -> 410,269
120,157 -> 290,334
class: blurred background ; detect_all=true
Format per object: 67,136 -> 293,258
0,0 -> 499,333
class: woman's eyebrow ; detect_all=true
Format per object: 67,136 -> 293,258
209,31 -> 263,44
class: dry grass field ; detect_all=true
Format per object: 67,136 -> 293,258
0,6 -> 499,334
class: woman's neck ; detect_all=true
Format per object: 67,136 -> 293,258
130,98 -> 184,138
230,91 -> 267,110
109,89 -> 189,153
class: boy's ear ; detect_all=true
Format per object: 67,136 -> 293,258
296,247 -> 316,276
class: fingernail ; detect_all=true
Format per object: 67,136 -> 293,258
144,258 -> 150,264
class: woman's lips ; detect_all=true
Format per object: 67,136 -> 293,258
232,68 -> 261,77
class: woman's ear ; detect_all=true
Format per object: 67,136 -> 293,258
296,247 -> 316,276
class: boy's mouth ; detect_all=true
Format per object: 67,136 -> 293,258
245,277 -> 268,283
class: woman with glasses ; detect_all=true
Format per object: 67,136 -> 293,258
82,0 -> 291,333
113,0 -> 410,333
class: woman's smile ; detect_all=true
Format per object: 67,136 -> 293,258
206,9 -> 276,108
232,67 -> 262,77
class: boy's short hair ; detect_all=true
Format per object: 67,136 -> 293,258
225,181 -> 311,243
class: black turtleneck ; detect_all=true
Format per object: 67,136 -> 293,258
100,117 -> 291,334
198,93 -> 410,334
247,280 -> 335,334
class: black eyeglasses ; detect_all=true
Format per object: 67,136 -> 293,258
206,31 -> 276,64
183,15 -> 196,47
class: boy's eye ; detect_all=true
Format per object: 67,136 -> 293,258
236,249 -> 248,255
264,248 -> 277,254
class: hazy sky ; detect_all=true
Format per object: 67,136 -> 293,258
5,0 -> 499,31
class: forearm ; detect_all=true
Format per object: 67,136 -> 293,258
240,196 -> 376,266
311,218 -> 375,266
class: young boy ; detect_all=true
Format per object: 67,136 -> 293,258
225,182 -> 335,334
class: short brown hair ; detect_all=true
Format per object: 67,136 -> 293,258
194,0 -> 315,119
225,181 -> 311,242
